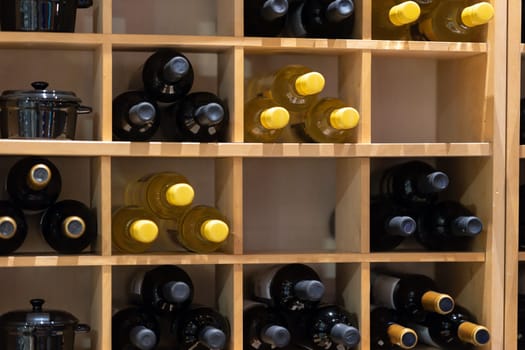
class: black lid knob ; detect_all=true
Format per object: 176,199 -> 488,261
31,82 -> 49,90
30,299 -> 45,312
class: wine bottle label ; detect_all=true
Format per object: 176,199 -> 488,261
252,266 -> 281,302
409,324 -> 441,348
371,274 -> 399,310
129,270 -> 146,303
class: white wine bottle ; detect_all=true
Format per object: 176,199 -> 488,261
418,1 -> 494,42
246,64 -> 326,113
244,96 -> 290,142
372,0 -> 421,40
175,205 -> 230,253
112,206 -> 159,254
125,172 -> 195,223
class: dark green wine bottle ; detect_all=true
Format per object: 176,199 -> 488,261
244,0 -> 289,37
141,48 -> 194,103
129,265 -> 194,314
172,304 -> 231,350
112,90 -> 160,141
244,300 -> 291,349
163,92 -> 229,142
6,157 -> 61,212
112,306 -> 160,350
370,306 -> 418,349
40,199 -> 97,254
0,201 -> 28,254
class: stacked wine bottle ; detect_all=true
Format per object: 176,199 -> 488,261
0,156 -> 97,255
243,0 -> 494,43
245,64 -> 360,143
112,264 -> 231,350
360,160 -> 484,252
112,171 -> 230,254
113,48 -> 229,142
370,270 -> 490,350
245,263 -> 361,350
372,0 -> 494,42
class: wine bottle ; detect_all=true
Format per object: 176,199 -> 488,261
172,304 -> 231,350
378,160 -> 449,207
407,305 -> 490,349
292,304 -> 361,350
413,200 -> 483,251
6,156 -> 61,212
129,265 -> 194,314
112,306 -> 160,350
244,0 -> 289,37
370,306 -> 418,349
244,96 -> 290,142
0,201 -> 28,254
284,0 -> 355,38
112,206 -> 159,254
140,48 -> 194,103
370,196 -> 417,252
518,294 -> 525,349
252,263 -> 325,313
244,300 -> 292,349
40,199 -> 97,254
175,205 -> 230,253
287,97 -> 360,143
372,0 -> 421,40
370,271 -> 455,322
163,91 -> 229,142
417,1 -> 494,42
245,64 -> 326,113
112,90 -> 160,141
124,171 -> 195,221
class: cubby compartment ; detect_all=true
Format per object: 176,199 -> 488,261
112,48 -> 236,142
0,266 -> 102,349
112,263 -> 236,349
244,51 -> 365,143
371,53 -> 489,143
244,158 -> 337,253
0,48 -> 101,141
110,157 -> 235,254
0,155 -> 101,255
112,0 -> 236,36
369,156 -> 491,253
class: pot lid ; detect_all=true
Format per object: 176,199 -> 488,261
0,299 -> 79,327
0,81 -> 82,103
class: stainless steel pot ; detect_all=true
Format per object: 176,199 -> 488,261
0,81 -> 92,139
0,299 -> 90,350
0,0 -> 93,32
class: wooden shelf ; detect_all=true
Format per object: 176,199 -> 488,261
0,0 -> 507,349
0,140 -> 492,158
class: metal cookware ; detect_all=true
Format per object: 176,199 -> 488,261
0,81 -> 92,139
0,0 -> 93,32
0,298 -> 90,350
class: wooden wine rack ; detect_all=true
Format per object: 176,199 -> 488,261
0,0 -> 508,349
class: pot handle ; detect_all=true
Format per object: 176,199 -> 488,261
77,105 -> 93,115
75,324 -> 91,333
77,0 -> 93,8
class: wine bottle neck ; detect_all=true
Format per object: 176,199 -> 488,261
330,323 -> 360,347
451,216 -> 483,236
294,280 -> 325,301
195,102 -> 225,126
261,0 -> 288,21
0,216 -> 16,239
129,325 -> 157,350
162,56 -> 190,83
260,325 -> 291,348
199,326 -> 227,349
27,163 -> 52,190
325,0 -> 354,23
128,102 -> 156,126
161,281 -> 191,304
386,216 -> 416,237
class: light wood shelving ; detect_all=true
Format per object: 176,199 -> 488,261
0,0 -> 507,349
